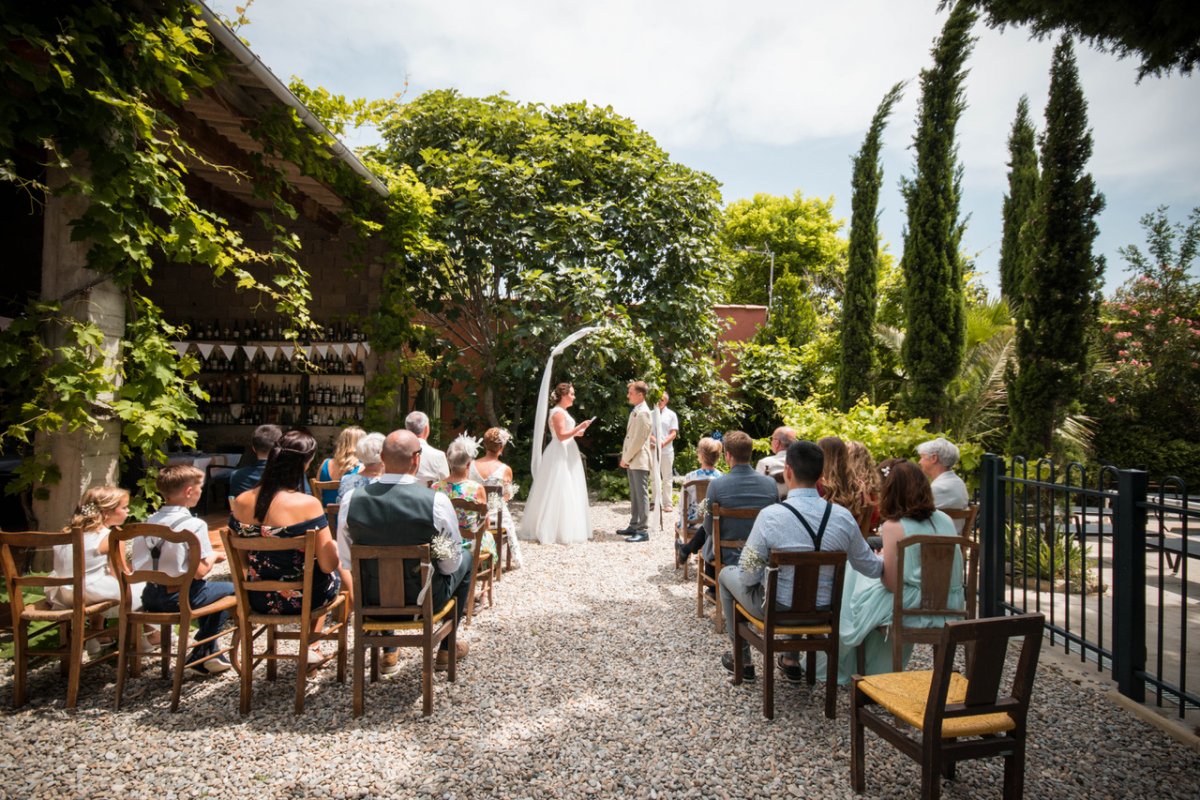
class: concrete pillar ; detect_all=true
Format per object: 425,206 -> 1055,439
31,165 -> 124,532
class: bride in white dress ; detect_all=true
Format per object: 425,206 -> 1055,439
519,382 -> 593,545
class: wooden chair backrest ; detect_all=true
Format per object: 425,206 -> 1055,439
310,478 -> 340,499
482,484 -> 505,531
324,503 -> 340,536
219,526 -> 320,620
894,534 -> 977,627
107,523 -> 200,611
349,543 -> 433,620
680,478 -> 711,526
766,549 -> 848,628
942,504 -> 980,540
925,613 -> 1044,733
710,502 -> 760,570
450,497 -> 490,567
0,530 -> 86,618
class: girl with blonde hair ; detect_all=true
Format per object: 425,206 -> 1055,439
316,426 -> 365,505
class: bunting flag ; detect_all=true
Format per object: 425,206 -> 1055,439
241,343 -> 260,359
361,341 -> 371,356
196,343 -> 215,359
312,343 -> 327,359
261,345 -> 278,362
281,344 -> 295,360
307,344 -> 319,359
340,343 -> 355,359
171,342 -> 191,358
219,344 -> 237,360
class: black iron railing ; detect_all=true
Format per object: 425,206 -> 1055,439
978,453 -> 1198,717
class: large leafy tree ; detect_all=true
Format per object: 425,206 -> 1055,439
900,2 -> 977,425
999,96 -> 1039,308
839,82 -> 905,410
1008,37 -> 1105,457
373,90 -> 730,454
945,0 -> 1200,78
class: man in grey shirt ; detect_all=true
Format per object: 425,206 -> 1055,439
719,440 -> 883,680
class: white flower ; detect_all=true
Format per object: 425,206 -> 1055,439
430,532 -> 459,564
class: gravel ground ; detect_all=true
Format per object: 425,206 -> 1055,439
1,500 -> 1198,799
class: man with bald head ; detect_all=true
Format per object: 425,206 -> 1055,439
337,429 -> 472,674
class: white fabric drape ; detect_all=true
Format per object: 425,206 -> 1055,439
530,326 -> 602,475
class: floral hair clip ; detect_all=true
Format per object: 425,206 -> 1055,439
880,465 -> 891,478
494,427 -> 513,448
80,502 -> 100,516
453,432 -> 483,459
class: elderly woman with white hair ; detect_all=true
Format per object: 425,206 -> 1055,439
915,436 -> 969,512
336,431 -> 386,503
433,436 -> 498,563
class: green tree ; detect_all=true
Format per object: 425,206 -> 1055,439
1090,206 -> 1200,482
999,96 -> 1039,308
839,82 -> 905,410
946,0 -> 1200,78
1008,37 -> 1105,457
373,90 -> 730,455
900,2 -> 977,425
720,192 -> 847,307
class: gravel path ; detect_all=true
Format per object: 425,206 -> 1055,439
2,500 -> 1198,799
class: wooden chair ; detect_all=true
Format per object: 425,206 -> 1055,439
451,497 -> 494,625
107,523 -> 238,711
0,530 -> 118,709
732,550 -> 848,719
324,503 -> 340,537
310,478 -> 340,503
482,484 -> 512,579
350,543 -> 458,716
697,502 -> 759,631
851,613 -> 1046,800
943,504 -> 980,540
218,526 -> 349,715
675,477 -> 711,581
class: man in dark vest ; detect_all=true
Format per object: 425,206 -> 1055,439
336,429 -> 472,675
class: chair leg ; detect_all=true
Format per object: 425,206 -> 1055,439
762,643 -> 774,720
824,644 -> 838,720
806,651 -> 817,687
294,627 -> 309,715
12,622 -> 28,709
850,681 -> 866,793
66,619 -> 85,710
696,563 -> 705,617
370,645 -> 379,683
353,636 -> 365,718
447,620 -> 457,683
421,641 -> 433,716
170,617 -> 190,712
266,626 -> 278,681
466,581 -> 477,627
922,745 -> 942,800
237,625 -> 252,716
1003,740 -> 1025,800
336,599 -> 348,684
159,623 -> 171,679
114,616 -> 130,711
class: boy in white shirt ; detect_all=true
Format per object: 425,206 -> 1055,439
137,465 -> 233,674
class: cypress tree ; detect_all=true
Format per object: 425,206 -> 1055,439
999,96 -> 1039,308
839,82 -> 905,410
1008,36 -> 1105,457
900,2 -> 977,424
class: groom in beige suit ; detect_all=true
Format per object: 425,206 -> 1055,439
618,380 -> 653,543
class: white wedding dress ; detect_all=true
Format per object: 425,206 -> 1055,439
519,407 -> 592,545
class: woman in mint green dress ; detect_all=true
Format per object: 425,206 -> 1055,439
835,458 -> 963,683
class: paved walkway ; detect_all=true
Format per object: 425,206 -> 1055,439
1,502 -> 1198,798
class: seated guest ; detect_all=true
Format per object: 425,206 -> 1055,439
337,429 -> 472,675
916,436 -> 969,529
818,436 -> 873,525
673,436 -> 725,564
835,459 -> 962,683
433,437 -> 497,564
228,424 -> 310,501
719,440 -> 883,681
337,432 -> 386,502
470,427 -> 524,569
229,430 -> 348,666
846,440 -> 881,532
406,410 -> 450,484
316,426 -> 365,505
756,426 -> 796,499
700,431 -> 777,592
140,464 -> 233,674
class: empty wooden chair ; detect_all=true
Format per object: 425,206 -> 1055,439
107,523 -> 237,710
732,549 -> 848,719
851,613 -> 1046,800
219,527 -> 348,715
310,478 -> 340,503
697,502 -> 759,631
0,530 -> 118,708
675,477 -> 712,581
350,543 -> 458,716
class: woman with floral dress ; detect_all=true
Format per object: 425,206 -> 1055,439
433,437 -> 497,563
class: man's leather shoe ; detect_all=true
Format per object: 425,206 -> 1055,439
615,528 -> 637,536
626,532 -> 649,543
435,641 -> 469,671
721,651 -> 755,680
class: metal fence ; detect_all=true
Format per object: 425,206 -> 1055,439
978,453 -> 1198,717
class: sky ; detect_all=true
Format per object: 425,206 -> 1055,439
208,0 -> 1200,295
